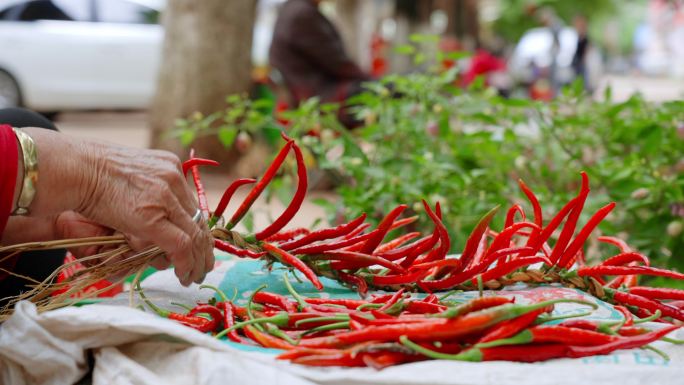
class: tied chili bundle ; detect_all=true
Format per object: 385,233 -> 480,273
136,280 -> 683,369
190,136 -> 684,324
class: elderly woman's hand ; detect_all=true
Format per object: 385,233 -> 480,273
22,127 -> 214,286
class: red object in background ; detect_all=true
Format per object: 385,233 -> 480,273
439,36 -> 462,71
52,253 -> 123,298
275,99 -> 291,127
462,49 -> 507,87
370,34 -> 389,77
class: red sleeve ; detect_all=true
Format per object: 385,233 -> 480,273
0,124 -> 18,236
0,124 -> 18,281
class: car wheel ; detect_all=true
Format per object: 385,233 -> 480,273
0,70 -> 21,108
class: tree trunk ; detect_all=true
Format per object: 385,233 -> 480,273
149,0 -> 257,166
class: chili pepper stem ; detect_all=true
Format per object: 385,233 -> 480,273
135,281 -> 169,317
400,335 -> 480,361
216,312 -> 289,338
199,284 -> 229,302
535,310 -> 594,324
302,321 -> 351,336
283,272 -> 308,310
642,345 -> 670,361
295,315 -> 350,327
634,310 -> 662,324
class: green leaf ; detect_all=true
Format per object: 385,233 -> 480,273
409,34 -> 439,44
178,130 -> 195,147
394,44 -> 415,55
217,127 -> 237,148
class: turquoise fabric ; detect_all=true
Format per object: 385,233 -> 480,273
214,260 -> 623,353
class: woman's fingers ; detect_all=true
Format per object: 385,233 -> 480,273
167,202 -> 214,285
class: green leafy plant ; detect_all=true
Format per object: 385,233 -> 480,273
175,52 -> 683,288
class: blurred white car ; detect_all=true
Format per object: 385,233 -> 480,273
508,27 -> 602,91
0,0 -> 164,111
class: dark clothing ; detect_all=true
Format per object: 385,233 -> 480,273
572,35 -> 589,74
0,108 -> 65,305
269,0 -> 370,107
572,35 -> 589,88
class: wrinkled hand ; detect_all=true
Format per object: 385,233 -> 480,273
24,128 -> 214,286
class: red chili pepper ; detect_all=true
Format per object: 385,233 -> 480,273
547,172 -> 590,266
358,204 -> 408,254
608,289 -> 684,321
371,270 -> 430,286
298,299 -> 590,348
459,205 -> 500,272
219,302 -> 241,342
338,271 -> 368,296
262,242 -> 323,290
567,324 -> 681,358
374,232 -> 421,254
187,304 -> 224,332
475,255 -> 551,284
480,246 -> 536,270
598,236 -> 632,253
344,223 -> 370,239
388,215 -> 419,231
405,300 -> 447,314
415,201 -> 450,263
435,296 -> 514,319
614,305 -> 634,326
409,258 -> 462,272
525,195 -> 578,254
181,157 -> 219,176
486,223 -> 540,259
628,286 -> 684,301
360,351 -> 417,370
214,239 -> 267,259
136,282 -> 215,333
617,326 -> 649,337
623,274 -> 638,287
476,309 -> 544,343
256,137 -> 308,240
304,298 -> 368,309
518,179 -> 543,228
405,341 -> 572,362
599,252 -> 650,267
395,233 -> 440,267
243,325 -> 294,350
423,294 -> 438,303
504,204 -> 526,228
279,214 -> 367,251
557,319 -> 600,331
253,292 -> 297,313
313,251 -> 405,273
227,139 -> 294,229
209,178 -> 256,228
265,227 -> 310,243
578,265 -> 684,280
277,347 -> 341,360
467,230 -> 489,270
556,202 -> 616,269
289,230 -> 379,255
605,276 -> 626,289
377,289 -> 406,312
185,150 -> 217,219
292,352 -> 365,367
476,325 -> 618,348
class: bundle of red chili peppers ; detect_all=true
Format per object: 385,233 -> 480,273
136,280 -> 683,368
181,134 -> 684,328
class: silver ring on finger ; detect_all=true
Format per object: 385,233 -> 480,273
192,209 -> 202,224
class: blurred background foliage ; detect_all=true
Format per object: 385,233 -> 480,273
176,43 -> 684,288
